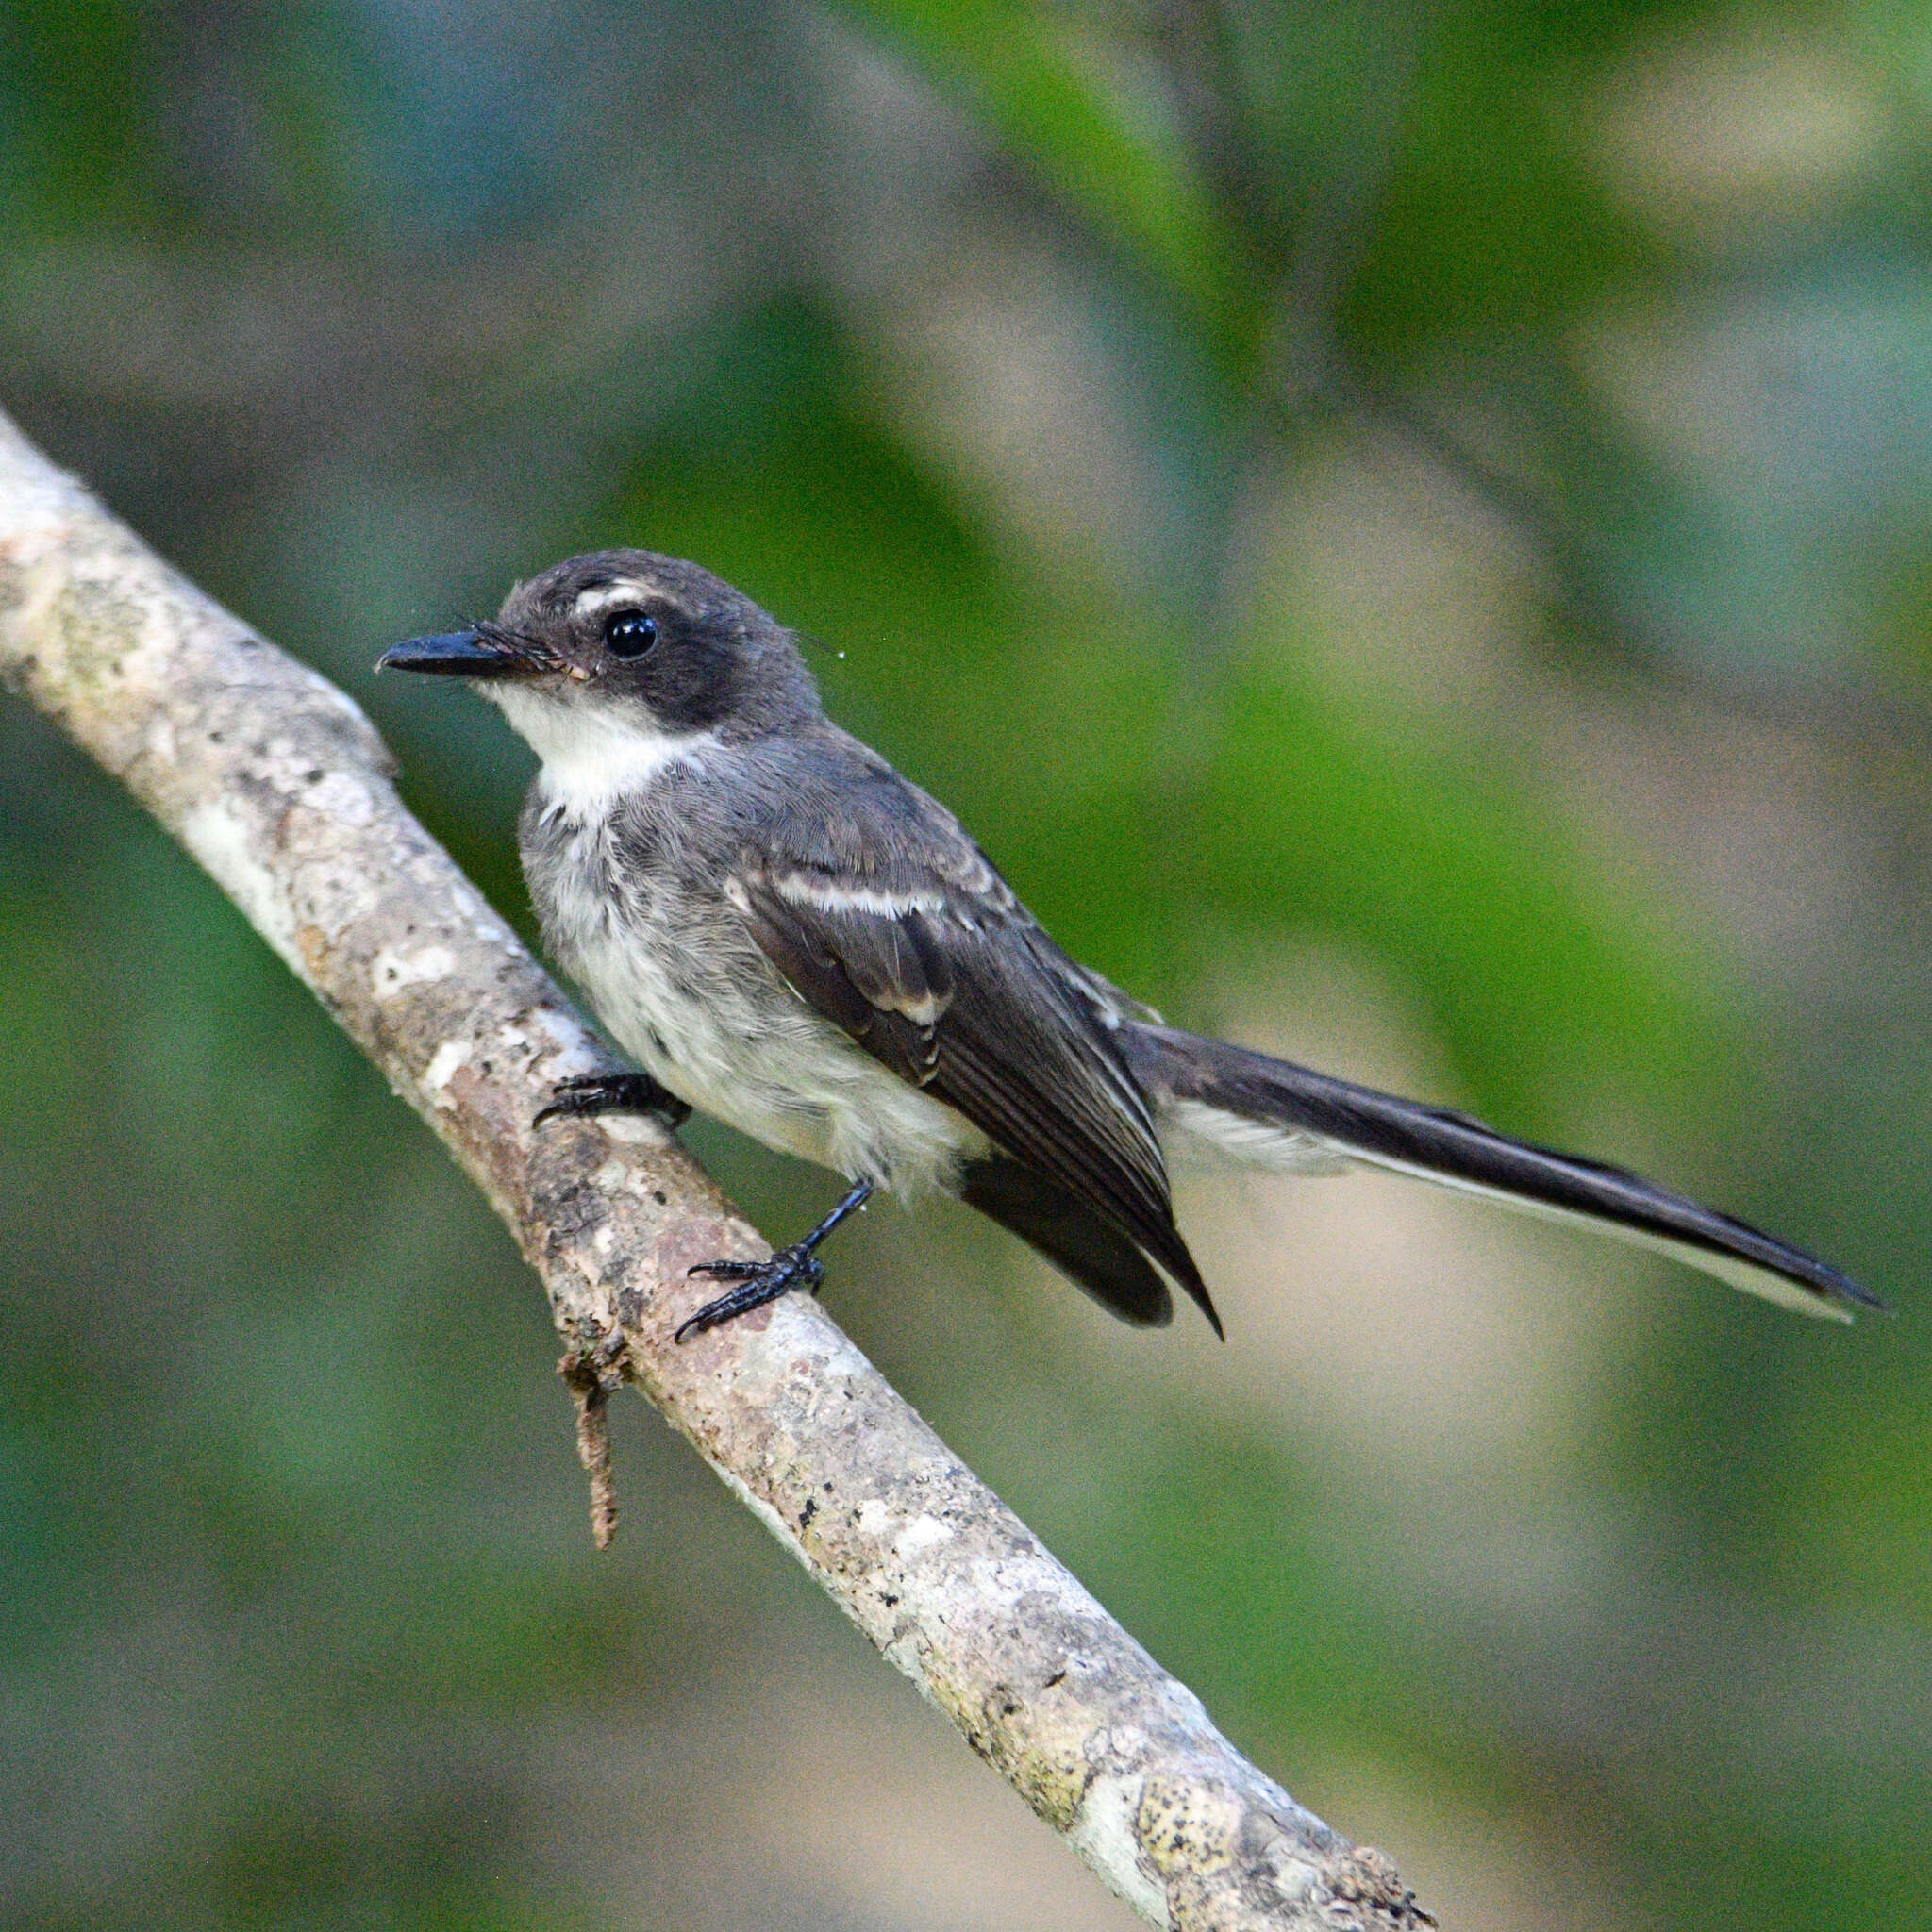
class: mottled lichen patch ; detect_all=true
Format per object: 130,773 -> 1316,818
372,942 -> 456,996
422,1039 -> 472,1098
1073,1773 -> 1169,1925
178,795 -> 305,974
50,567 -> 148,694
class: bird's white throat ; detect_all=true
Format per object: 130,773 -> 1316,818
487,683 -> 718,819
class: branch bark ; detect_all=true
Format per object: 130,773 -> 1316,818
0,407 -> 1432,1932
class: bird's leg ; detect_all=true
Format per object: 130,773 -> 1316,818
677,1179 -> 875,1341
535,1070 -> 691,1132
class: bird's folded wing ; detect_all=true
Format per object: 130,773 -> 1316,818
720,790 -> 1217,1328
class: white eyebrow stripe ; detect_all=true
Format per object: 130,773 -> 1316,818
571,581 -> 657,620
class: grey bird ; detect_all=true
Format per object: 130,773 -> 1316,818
380,549 -> 1883,1341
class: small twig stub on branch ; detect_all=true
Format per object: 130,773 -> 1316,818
558,1326 -> 627,1549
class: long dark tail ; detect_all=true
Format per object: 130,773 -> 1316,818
1122,1023 -> 1883,1322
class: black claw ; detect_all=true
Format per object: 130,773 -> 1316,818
675,1245 -> 825,1341
687,1258 -> 763,1283
535,1071 -> 691,1132
673,1179 -> 873,1342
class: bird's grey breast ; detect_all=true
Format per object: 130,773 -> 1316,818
518,762 -> 758,1073
515,754 -> 987,1186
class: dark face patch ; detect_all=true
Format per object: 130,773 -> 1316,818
571,581 -> 752,731
493,548 -> 822,738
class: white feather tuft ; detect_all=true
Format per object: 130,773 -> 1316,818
492,687 -> 718,821
1159,1098 -> 1355,1175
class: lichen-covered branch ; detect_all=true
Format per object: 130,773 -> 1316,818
0,406 -> 1432,1932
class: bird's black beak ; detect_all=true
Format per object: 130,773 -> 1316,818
376,630 -> 549,679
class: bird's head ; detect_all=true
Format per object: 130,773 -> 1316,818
378,549 -> 821,759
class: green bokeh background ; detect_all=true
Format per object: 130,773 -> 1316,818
3,4 -> 1929,1927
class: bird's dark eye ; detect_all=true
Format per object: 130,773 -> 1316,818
603,610 -> 659,658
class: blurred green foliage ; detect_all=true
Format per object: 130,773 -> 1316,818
3,2 -> 1930,1928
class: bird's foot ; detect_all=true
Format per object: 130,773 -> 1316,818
677,1245 -> 825,1341
675,1180 -> 874,1342
535,1071 -> 691,1133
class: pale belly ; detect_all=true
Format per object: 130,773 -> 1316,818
540,852 -> 989,1194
